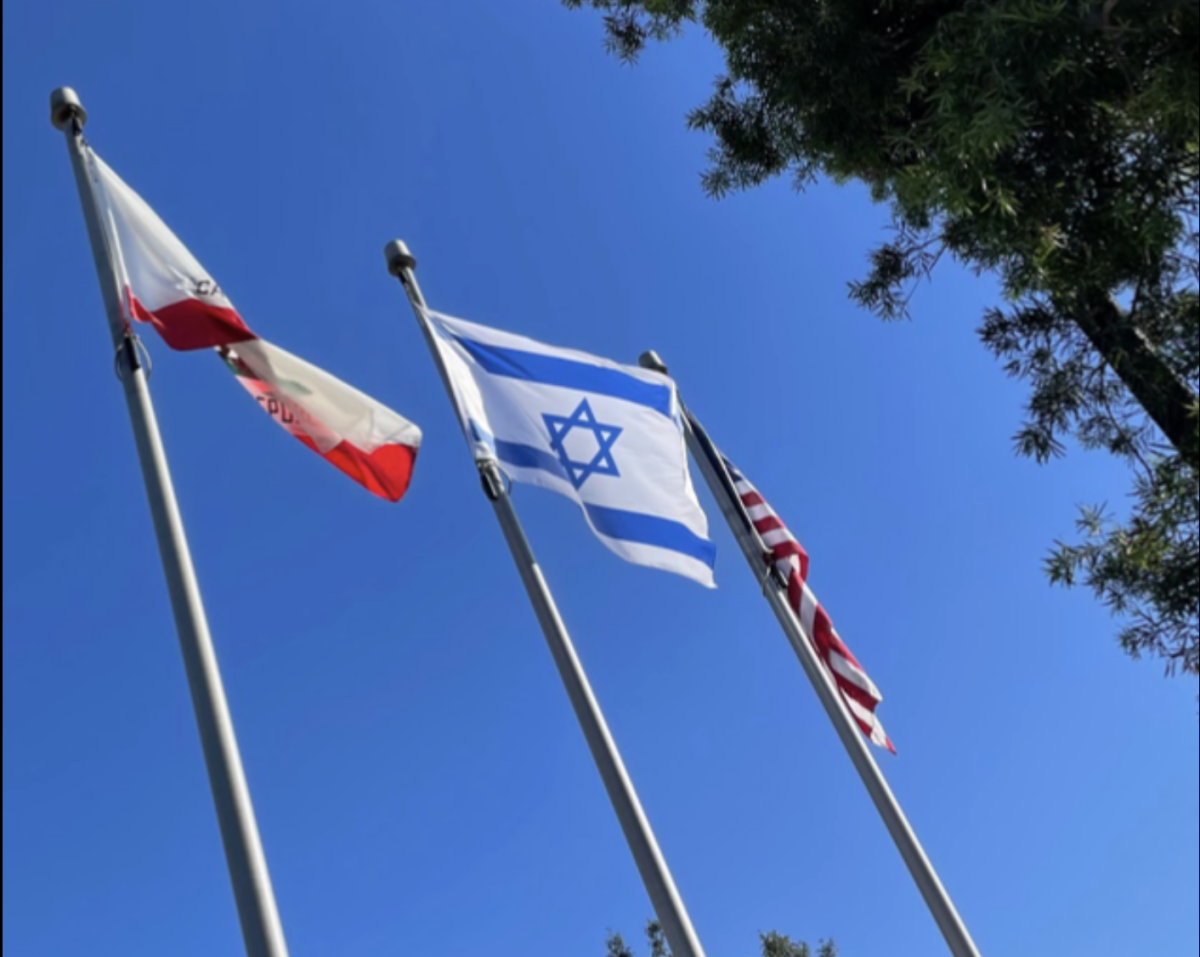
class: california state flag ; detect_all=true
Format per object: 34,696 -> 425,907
86,148 -> 421,503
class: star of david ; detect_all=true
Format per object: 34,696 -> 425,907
543,399 -> 623,490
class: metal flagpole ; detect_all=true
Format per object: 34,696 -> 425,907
640,353 -> 982,957
51,88 -> 290,957
384,241 -> 708,957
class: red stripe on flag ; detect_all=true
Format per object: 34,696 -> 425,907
773,545 -> 810,581
130,293 -> 256,351
834,675 -> 882,714
296,436 -> 418,504
734,461 -> 892,753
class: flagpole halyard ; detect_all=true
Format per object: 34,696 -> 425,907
52,88 -> 290,957
642,353 -> 983,957
385,241 -> 709,957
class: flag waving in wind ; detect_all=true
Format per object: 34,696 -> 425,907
424,310 -> 716,587
86,148 -> 421,502
724,455 -> 894,753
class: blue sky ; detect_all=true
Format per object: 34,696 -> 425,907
3,2 -> 1196,955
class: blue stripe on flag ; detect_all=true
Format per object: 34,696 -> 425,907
452,334 -> 674,417
488,435 -> 714,568
584,504 -> 717,569
493,437 -> 568,481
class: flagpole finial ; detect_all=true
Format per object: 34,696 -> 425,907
50,87 -> 87,131
385,240 -> 417,277
638,351 -> 669,375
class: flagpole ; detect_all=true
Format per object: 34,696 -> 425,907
640,355 -> 982,957
51,88 -> 290,957
384,241 -> 709,957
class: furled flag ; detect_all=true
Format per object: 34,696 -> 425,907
85,147 -> 421,502
721,452 -> 894,753
423,310 -> 716,587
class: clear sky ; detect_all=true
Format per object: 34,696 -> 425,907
3,2 -> 1197,955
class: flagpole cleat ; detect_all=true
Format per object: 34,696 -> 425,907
50,87 -> 87,130
385,240 -> 417,276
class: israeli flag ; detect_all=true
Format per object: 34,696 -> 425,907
425,309 -> 716,587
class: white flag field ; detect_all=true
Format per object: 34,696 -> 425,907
85,147 -> 422,502
424,310 -> 717,587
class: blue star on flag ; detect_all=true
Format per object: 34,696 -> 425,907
543,399 -> 623,490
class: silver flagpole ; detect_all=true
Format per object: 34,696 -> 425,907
384,241 -> 708,957
51,88 -> 289,957
641,353 -> 982,957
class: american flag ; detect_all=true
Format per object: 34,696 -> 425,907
725,457 -> 895,753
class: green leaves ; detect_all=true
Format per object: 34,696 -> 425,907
562,0 -> 698,61
566,0 -> 1200,685
605,922 -> 671,957
1048,455 -> 1199,677
603,925 -> 838,957
761,931 -> 838,957
607,932 -> 637,957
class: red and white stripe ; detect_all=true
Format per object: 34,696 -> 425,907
86,147 -> 421,503
90,151 -> 254,352
728,459 -> 895,753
